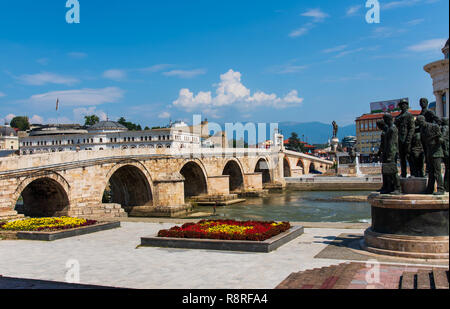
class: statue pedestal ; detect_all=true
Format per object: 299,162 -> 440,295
362,193 -> 449,259
400,177 -> 427,194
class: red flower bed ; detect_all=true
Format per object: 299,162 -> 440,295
157,219 -> 291,241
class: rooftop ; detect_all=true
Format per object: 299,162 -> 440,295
356,110 -> 421,121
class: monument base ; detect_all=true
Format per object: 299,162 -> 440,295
362,228 -> 449,259
363,192 -> 449,259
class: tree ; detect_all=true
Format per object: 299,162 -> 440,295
117,117 -> 142,131
286,132 -> 306,152
84,115 -> 100,126
10,116 -> 30,131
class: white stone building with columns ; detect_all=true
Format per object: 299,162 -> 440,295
424,39 -> 449,118
19,120 -> 201,155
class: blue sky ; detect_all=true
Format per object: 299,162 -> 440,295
0,0 -> 448,128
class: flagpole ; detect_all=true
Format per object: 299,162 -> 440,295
56,98 -> 59,126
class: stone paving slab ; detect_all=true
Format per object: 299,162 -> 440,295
0,222 -> 444,289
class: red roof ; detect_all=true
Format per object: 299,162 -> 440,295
356,110 -> 421,121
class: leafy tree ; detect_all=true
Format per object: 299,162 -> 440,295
10,116 -> 30,131
144,126 -> 150,130
117,117 -> 142,131
84,115 -> 100,126
286,132 -> 305,152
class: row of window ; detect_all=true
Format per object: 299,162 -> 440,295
22,143 -> 177,155
21,134 -> 201,147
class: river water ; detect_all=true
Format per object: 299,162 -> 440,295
196,191 -> 372,223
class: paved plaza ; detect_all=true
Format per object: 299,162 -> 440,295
0,221 -> 446,289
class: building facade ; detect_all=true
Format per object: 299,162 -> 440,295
424,39 -> 449,118
0,126 -> 19,151
19,121 -> 201,155
355,110 -> 421,158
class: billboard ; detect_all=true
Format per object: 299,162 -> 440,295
370,98 -> 408,114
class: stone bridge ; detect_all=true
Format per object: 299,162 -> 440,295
0,147 -> 332,219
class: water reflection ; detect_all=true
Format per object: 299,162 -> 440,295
196,191 -> 371,223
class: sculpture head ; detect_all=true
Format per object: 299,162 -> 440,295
419,98 -> 428,109
416,115 -> 426,127
424,110 -> 438,123
442,117 -> 449,127
398,99 -> 409,112
376,119 -> 386,131
383,113 -> 394,126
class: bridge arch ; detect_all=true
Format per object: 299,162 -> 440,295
283,157 -> 291,177
254,157 -> 272,184
13,172 -> 71,217
180,160 -> 208,198
309,162 -> 316,174
103,162 -> 154,212
222,159 -> 245,192
296,159 -> 305,175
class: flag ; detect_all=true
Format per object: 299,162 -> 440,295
56,98 -> 59,111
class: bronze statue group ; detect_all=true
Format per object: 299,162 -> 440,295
377,98 -> 449,195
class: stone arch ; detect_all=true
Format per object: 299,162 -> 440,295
297,159 -> 305,175
254,157 -> 272,184
283,157 -> 291,177
180,160 -> 208,198
13,172 -> 71,217
309,162 -> 316,174
103,161 -> 154,213
222,159 -> 245,192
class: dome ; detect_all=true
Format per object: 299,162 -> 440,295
0,126 -> 17,137
87,121 -> 128,132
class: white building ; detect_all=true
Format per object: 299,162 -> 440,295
424,39 -> 449,118
19,121 -> 201,155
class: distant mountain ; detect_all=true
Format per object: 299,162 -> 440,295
278,121 -> 356,144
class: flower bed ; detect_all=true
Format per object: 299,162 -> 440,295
157,219 -> 291,241
0,217 -> 97,232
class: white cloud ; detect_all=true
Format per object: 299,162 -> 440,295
301,8 -> 329,21
17,72 -> 79,86
346,5 -> 362,16
289,25 -> 312,38
28,87 -> 124,107
1,114 -> 16,124
0,91 -> 5,98
30,115 -> 44,124
163,69 -> 207,79
322,45 -> 348,53
73,106 -> 108,123
405,18 -> 425,26
383,0 -> 421,10
138,64 -> 174,73
271,64 -> 307,74
335,47 -> 365,58
158,111 -> 171,119
407,38 -> 447,52
68,52 -> 88,59
290,8 -> 328,38
173,69 -> 303,112
102,69 -> 127,81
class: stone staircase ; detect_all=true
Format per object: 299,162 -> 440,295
399,268 -> 449,289
276,262 -> 449,289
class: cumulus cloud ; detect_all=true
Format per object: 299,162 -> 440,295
17,72 -> 79,86
30,115 -> 44,124
28,87 -> 124,107
73,106 -> 108,123
173,69 -> 303,112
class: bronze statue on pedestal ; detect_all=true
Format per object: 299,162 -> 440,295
380,114 -> 401,195
394,99 -> 415,178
